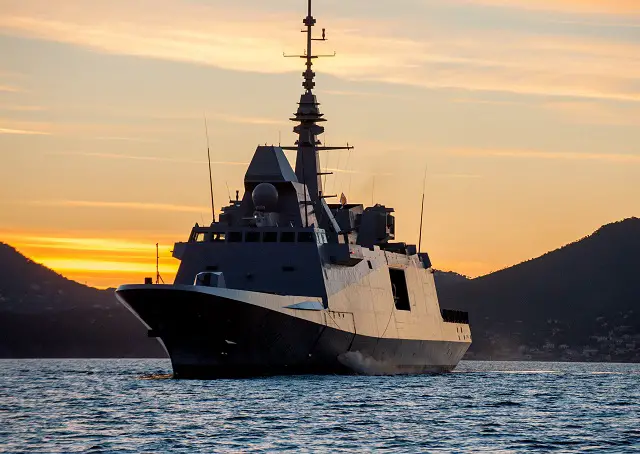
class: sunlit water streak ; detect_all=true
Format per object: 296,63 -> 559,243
1,360 -> 638,453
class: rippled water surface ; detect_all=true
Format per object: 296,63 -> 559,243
1,360 -> 638,452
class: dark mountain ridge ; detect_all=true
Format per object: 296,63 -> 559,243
1,218 -> 638,361
0,243 -> 165,358
438,218 -> 640,362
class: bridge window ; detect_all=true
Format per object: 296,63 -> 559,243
297,232 -> 315,243
281,232 -> 295,242
211,233 -> 226,242
389,268 -> 411,311
228,231 -> 243,242
246,231 -> 260,242
263,232 -> 278,243
195,233 -> 206,242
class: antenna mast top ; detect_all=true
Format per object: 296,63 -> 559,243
302,0 -> 324,92
281,0 -> 351,230
283,2 -> 346,190
304,0 -> 314,91
285,0 -> 334,92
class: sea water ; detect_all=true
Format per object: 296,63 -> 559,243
0,359 -> 638,452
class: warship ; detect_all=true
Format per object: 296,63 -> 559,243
116,0 -> 471,378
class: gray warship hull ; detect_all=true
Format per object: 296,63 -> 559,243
117,285 -> 469,378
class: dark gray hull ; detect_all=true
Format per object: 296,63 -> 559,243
116,287 -> 469,379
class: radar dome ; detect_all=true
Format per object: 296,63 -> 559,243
252,183 -> 279,212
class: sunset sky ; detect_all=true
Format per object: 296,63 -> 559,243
1,0 -> 639,288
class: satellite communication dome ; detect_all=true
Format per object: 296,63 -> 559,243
252,183 -> 279,212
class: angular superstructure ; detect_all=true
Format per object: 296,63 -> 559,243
116,0 -> 471,378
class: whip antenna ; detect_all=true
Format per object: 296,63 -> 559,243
418,165 -> 427,254
204,115 -> 215,223
155,243 -> 164,284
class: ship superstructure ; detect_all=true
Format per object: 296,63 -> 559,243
116,0 -> 471,378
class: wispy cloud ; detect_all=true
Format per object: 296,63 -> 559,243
461,0 -> 640,15
452,98 -> 526,107
0,118 -> 173,137
4,232 -> 177,271
1,1 -> 639,102
0,104 -> 45,112
450,148 -> 640,163
0,127 -> 50,135
29,257 -> 177,274
432,173 -> 483,179
323,89 -> 400,99
212,113 -> 287,126
94,136 -> 159,143
29,199 -> 210,213
0,4 -> 296,75
0,84 -> 23,93
548,18 -> 640,28
48,151 -> 248,166
2,230 -> 180,288
5,234 -> 161,253
543,101 -> 640,126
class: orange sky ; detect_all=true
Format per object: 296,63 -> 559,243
1,0 -> 639,288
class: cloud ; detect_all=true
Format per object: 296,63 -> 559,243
94,136 -> 159,143
452,98 -> 527,106
30,257 -> 177,274
0,127 -> 50,135
0,2 -> 298,75
6,234 -> 161,253
449,148 -> 640,163
0,118 -> 174,137
48,151 -> 249,166
460,0 -> 640,15
2,230 -> 180,287
211,113 -> 287,126
29,199 -> 211,213
0,104 -> 45,112
0,112 -> 283,139
0,0 -> 639,102
543,101 -> 640,126
0,85 -> 23,93
323,89 -> 400,99
432,173 -> 483,179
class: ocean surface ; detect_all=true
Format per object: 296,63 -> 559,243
1,360 -> 638,453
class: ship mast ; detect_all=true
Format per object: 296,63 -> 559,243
283,0 -> 352,209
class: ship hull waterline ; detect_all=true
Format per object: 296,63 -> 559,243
116,285 -> 470,379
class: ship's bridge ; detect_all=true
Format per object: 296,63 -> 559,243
186,226 -> 329,246
171,224 -> 331,298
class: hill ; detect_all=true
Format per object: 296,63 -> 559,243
437,218 -> 640,362
2,218 -> 638,361
0,243 -> 165,358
